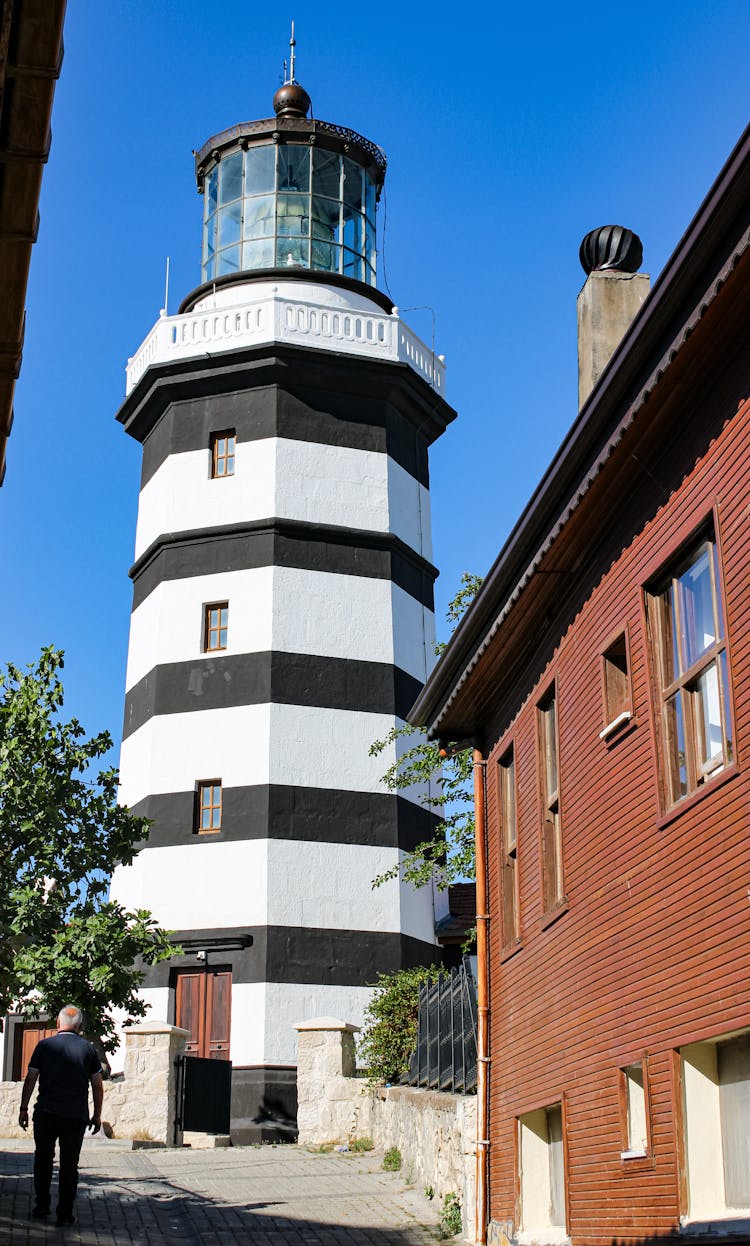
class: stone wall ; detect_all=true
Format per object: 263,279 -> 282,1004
0,1022 -> 189,1145
295,1017 -> 477,1239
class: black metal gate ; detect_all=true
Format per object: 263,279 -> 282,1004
174,1054 -> 232,1141
405,956 -> 477,1093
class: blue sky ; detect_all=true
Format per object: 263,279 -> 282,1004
1,0 -> 748,762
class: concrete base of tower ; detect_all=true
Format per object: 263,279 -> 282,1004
230,1064 -> 298,1144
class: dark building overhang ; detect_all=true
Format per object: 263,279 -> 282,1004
0,0 -> 67,485
409,122 -> 750,742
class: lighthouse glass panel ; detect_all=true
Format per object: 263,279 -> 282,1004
202,141 -> 376,285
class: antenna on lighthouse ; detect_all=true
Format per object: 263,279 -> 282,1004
289,20 -> 297,84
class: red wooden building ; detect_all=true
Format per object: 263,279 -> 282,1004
411,125 -> 750,1244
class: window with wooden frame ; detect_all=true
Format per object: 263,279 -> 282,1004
498,747 -> 520,949
538,686 -> 564,914
620,1061 -> 650,1159
196,780 -> 222,834
210,430 -> 236,478
601,630 -> 632,739
204,602 -> 229,652
646,526 -> 733,808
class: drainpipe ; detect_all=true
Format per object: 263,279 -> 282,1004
473,746 -> 489,1246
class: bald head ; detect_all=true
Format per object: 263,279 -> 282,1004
57,1005 -> 83,1033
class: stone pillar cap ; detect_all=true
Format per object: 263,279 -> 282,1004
124,1022 -> 192,1037
293,1016 -> 360,1033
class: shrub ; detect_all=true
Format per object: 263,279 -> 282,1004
382,1146 -> 402,1171
358,965 -> 443,1084
439,1192 -> 462,1239
349,1136 -> 374,1152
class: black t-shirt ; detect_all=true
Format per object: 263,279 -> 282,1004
28,1032 -> 101,1121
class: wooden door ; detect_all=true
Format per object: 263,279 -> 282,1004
13,1022 -> 57,1081
175,970 -> 231,1060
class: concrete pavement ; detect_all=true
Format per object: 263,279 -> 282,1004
0,1139 -> 446,1244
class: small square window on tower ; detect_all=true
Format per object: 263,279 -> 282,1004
211,430 -> 236,478
196,781 -> 222,834
600,631 -> 632,739
204,602 -> 228,652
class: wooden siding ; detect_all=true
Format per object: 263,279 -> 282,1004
484,367 -> 750,1242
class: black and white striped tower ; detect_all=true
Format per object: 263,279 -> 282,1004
110,60 -> 455,1141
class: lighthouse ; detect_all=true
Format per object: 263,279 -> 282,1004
110,50 -> 456,1141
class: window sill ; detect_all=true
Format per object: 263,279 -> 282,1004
517,1230 -> 570,1246
599,710 -> 634,741
657,763 -> 739,830
540,899 -> 569,931
620,1149 -> 654,1170
500,939 -> 523,964
680,1215 -> 750,1235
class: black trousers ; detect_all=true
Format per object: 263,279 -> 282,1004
33,1111 -> 87,1215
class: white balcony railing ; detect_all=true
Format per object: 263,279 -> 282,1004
125,292 -> 446,397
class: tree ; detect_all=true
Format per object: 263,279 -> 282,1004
0,647 -> 173,1052
357,965 -> 443,1084
369,573 -> 483,890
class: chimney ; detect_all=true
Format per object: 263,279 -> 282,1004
577,225 -> 650,408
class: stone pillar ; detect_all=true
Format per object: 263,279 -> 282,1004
119,1022 -> 190,1145
577,269 -> 650,407
293,1016 -> 363,1144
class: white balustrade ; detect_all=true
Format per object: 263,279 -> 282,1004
125,292 -> 445,396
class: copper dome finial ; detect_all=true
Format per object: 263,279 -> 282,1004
273,20 -> 311,118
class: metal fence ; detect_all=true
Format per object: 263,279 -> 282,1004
404,956 -> 478,1094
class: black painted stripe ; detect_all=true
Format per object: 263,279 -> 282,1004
129,519 -> 437,612
122,652 -> 424,740
130,785 -> 440,851
118,344 -> 456,463
138,382 -> 431,490
138,927 -> 443,988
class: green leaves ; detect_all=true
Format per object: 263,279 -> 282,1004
369,574 -> 483,890
0,648 -> 173,1050
358,965 -> 444,1084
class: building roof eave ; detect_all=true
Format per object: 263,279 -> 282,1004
409,122 -> 750,740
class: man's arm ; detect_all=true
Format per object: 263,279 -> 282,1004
90,1071 -> 103,1130
19,1068 -> 39,1130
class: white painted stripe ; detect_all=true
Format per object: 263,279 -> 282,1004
267,982 -> 375,1065
117,705 -> 272,808
108,988 -> 171,1075
133,439 -> 431,563
125,569 -> 434,691
230,983 -> 267,1065
134,440 -> 276,561
118,704 -> 429,809
108,840 -> 269,930
125,568 -> 274,691
109,839 -> 435,942
112,982 -> 374,1068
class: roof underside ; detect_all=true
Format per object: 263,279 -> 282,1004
0,0 -> 66,484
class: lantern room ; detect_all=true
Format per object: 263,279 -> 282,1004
194,72 -> 385,289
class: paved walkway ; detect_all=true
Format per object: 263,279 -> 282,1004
0,1139 -> 445,1244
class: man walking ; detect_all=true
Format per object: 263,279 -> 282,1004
18,1004 -> 103,1227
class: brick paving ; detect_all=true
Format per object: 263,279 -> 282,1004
0,1138 -> 445,1244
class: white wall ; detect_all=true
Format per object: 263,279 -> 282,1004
118,704 -> 272,807
270,984 -> 372,1065
134,440 -> 276,561
110,837 -> 433,943
682,1042 -> 727,1221
125,567 -> 274,691
109,840 -> 269,929
134,439 -> 432,564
